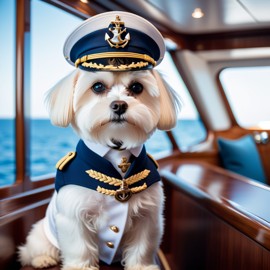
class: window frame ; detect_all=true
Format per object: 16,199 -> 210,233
216,67 -> 239,127
0,0 -> 49,197
0,1 -> 140,197
169,50 -> 209,150
0,0 -> 89,198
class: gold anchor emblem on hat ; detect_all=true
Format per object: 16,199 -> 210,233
118,157 -> 131,173
105,15 -> 130,48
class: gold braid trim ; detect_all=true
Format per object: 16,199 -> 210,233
81,61 -> 149,70
125,170 -> 150,185
75,52 -> 156,67
97,186 -> 116,196
86,169 -> 150,186
130,183 -> 147,193
97,183 -> 147,196
86,170 -> 122,186
56,151 -> 76,170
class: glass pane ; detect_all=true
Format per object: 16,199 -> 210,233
155,52 -> 207,152
220,67 -> 270,129
145,130 -> 172,155
30,0 -> 82,179
0,0 -> 16,187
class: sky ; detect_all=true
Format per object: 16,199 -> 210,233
0,0 -> 16,118
29,0 -> 81,118
0,0 -> 81,118
220,67 -> 270,128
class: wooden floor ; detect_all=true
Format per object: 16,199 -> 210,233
21,264 -> 123,270
19,252 -> 166,270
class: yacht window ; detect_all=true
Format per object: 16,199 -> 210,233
220,67 -> 270,130
152,52 -> 207,152
30,0 -> 81,179
0,0 -> 16,187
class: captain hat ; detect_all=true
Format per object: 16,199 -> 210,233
63,11 -> 165,71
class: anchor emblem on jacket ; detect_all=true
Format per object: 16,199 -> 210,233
105,15 -> 130,48
115,180 -> 132,202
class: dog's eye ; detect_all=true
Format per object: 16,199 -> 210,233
92,82 -> 106,94
128,82 -> 143,95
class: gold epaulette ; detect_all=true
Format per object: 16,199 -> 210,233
56,151 -> 76,170
147,153 -> 159,169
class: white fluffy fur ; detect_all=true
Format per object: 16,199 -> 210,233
18,70 -> 180,270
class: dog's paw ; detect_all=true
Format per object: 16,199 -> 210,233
31,255 -> 58,268
62,266 -> 99,270
125,265 -> 160,270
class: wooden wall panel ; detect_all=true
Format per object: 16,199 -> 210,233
0,204 -> 48,270
163,188 -> 270,270
161,161 -> 270,270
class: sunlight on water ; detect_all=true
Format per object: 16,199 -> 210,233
0,119 -> 15,186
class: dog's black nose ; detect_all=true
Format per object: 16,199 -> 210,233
110,100 -> 128,116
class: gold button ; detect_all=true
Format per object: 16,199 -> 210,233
106,241 -> 114,248
110,225 -> 119,233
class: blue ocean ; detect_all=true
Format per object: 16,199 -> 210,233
0,119 -> 206,187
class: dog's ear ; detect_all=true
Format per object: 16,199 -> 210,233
151,70 -> 181,130
45,70 -> 79,127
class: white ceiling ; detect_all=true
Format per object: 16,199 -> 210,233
146,0 -> 270,33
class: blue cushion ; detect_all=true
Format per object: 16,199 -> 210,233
217,135 -> 266,183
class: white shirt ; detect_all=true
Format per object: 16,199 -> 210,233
44,141 -> 143,264
83,140 -> 143,177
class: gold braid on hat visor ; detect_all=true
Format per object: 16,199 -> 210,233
74,52 -> 156,69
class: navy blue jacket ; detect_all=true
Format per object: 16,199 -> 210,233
55,140 -> 160,193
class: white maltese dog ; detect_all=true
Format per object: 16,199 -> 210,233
19,10 -> 180,270
19,68 -> 179,270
